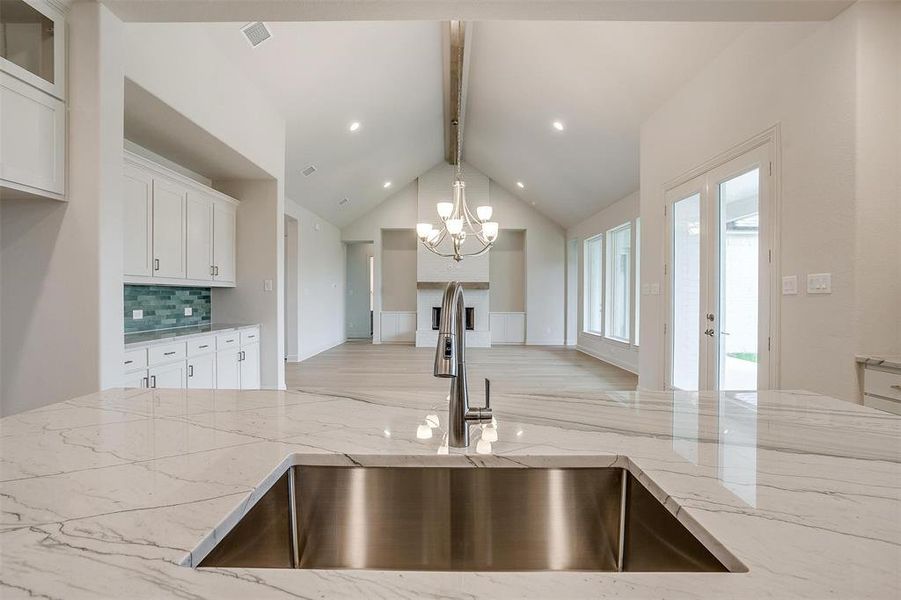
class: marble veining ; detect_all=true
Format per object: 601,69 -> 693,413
0,385 -> 898,598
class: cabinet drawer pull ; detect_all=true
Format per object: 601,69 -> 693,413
226,338 -> 234,343
188,364 -> 194,378
198,344 -> 209,349
150,375 -> 157,388
154,258 -> 160,271
891,384 -> 901,392
142,376 -> 148,388
164,351 -> 177,356
124,360 -> 133,365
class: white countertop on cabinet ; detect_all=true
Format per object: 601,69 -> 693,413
124,323 -> 259,349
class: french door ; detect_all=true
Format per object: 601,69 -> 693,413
665,144 -> 773,391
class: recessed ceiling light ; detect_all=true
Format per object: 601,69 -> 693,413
349,121 -> 361,132
516,181 -> 525,189
552,120 -> 565,131
383,181 -> 392,189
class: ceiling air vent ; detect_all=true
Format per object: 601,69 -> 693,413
301,165 -> 317,177
241,22 -> 272,48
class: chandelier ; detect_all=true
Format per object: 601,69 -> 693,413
416,34 -> 498,262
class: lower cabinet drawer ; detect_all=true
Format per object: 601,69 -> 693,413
217,332 -> 240,350
864,368 -> 901,402
123,348 -> 147,372
188,336 -> 216,356
240,327 -> 260,346
149,342 -> 187,366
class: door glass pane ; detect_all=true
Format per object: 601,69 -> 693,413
718,169 -> 759,390
605,223 -> 631,342
0,0 -> 55,83
672,194 -> 701,391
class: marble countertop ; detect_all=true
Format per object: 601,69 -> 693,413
124,323 -> 259,349
0,386 -> 898,598
857,354 -> 901,371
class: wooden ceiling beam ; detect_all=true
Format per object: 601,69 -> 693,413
443,20 -> 470,165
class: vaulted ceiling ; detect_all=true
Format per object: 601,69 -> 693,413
130,20 -> 747,227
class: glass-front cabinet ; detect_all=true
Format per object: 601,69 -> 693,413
0,0 -> 65,99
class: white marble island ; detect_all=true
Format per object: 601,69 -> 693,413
0,385 -> 898,598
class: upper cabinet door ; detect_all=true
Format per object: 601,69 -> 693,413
0,0 -> 66,100
152,178 -> 187,279
123,165 -> 153,277
186,192 -> 213,281
213,201 -> 237,284
0,72 -> 65,197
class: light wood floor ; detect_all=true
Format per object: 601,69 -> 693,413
286,343 -> 638,396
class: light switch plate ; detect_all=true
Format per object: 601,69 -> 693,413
184,307 -> 193,316
132,309 -> 143,320
781,275 -> 798,295
807,273 -> 832,294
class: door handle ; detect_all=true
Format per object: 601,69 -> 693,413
704,328 -> 715,337
706,313 -> 715,322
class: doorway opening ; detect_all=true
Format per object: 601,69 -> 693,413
345,241 -> 374,340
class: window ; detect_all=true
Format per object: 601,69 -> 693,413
634,218 -> 640,346
583,235 -> 603,334
605,223 -> 631,342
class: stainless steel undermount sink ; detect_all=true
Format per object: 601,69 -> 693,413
197,462 -> 739,573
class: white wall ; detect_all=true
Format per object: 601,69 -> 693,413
345,242 -> 374,339
489,230 -> 525,312
488,181 -> 566,345
638,3 -> 901,401
1,3 -> 125,416
285,198 -> 346,362
567,191 -> 640,373
381,229 -> 417,311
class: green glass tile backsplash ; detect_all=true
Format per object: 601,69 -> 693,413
124,285 -> 211,333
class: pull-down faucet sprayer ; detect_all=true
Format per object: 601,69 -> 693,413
434,281 -> 492,448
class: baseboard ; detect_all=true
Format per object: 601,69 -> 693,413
285,354 -> 299,362
576,344 -> 639,374
526,338 -> 566,346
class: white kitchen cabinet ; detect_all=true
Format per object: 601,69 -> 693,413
239,343 -> 261,390
123,165 -> 154,277
0,0 -> 66,100
0,71 -> 66,199
123,152 -> 238,287
148,361 -> 187,389
186,192 -> 213,281
152,178 -> 187,279
187,353 -> 216,389
216,348 -> 241,390
213,200 -> 236,284
122,371 -> 148,389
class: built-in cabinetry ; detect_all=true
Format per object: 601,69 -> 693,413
380,312 -> 416,343
490,312 -> 526,345
123,326 -> 260,390
0,0 -> 67,200
123,151 -> 237,287
861,361 -> 901,416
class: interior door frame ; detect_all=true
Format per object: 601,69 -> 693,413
663,126 -> 781,391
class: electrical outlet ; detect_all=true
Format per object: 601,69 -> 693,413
184,307 -> 193,316
132,309 -> 143,320
650,283 -> 660,295
264,279 -> 273,292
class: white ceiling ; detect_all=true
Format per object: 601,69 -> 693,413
193,21 -> 445,227
134,20 -> 748,228
463,21 -> 748,226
